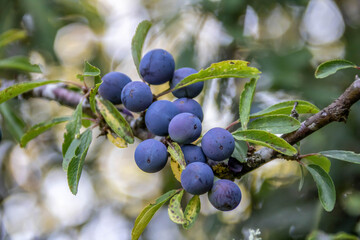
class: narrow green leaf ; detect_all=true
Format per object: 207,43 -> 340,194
315,59 -> 357,79
320,150 -> 360,165
0,56 -> 41,73
131,20 -> 152,76
298,164 -> 305,192
183,195 -> 201,229
63,137 -> 81,171
0,29 -> 27,48
89,83 -> 101,113
21,116 -> 70,147
67,129 -> 92,195
302,155 -> 331,173
239,78 -> 257,129
0,80 -> 60,104
305,164 -> 336,212
0,102 -> 25,142
248,115 -> 301,134
251,100 -> 319,118
167,141 -> 186,170
62,102 -> 83,157
174,60 -> 261,90
96,97 -> 134,144
132,189 -> 178,240
231,140 -> 248,163
168,190 -> 185,224
232,129 -> 297,156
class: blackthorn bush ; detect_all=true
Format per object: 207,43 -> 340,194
145,100 -> 180,136
134,139 -> 168,173
201,127 -> 235,161
208,179 -> 242,211
170,68 -> 204,98
181,144 -> 207,165
98,72 -> 132,104
181,162 -> 214,195
168,113 -> 202,144
121,81 -> 153,112
173,98 -> 204,122
139,49 -> 175,85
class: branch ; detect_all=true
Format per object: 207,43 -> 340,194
28,84 -> 153,140
234,76 -> 360,177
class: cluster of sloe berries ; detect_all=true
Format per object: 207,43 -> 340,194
98,49 -> 241,211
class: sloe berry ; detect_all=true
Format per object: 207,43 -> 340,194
98,72 -> 132,104
170,68 -> 203,98
168,113 -> 202,144
181,162 -> 214,195
173,98 -> 204,122
208,179 -> 242,211
134,139 -> 168,173
181,144 -> 206,165
201,128 -> 235,161
140,49 -> 175,85
121,81 -> 153,112
145,100 -> 180,136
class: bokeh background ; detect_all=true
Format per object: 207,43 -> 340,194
1,0 -> 360,239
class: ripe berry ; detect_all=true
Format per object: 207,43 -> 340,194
98,72 -> 132,104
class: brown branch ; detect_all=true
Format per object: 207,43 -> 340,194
235,76 -> 360,177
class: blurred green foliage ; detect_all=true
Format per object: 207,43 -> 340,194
1,0 -> 360,239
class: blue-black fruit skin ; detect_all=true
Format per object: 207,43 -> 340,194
181,162 -> 214,195
121,81 -> 153,112
168,113 -> 202,144
139,49 -> 175,85
201,128 -> 235,161
145,100 -> 180,136
134,139 -> 168,173
181,144 -> 206,165
228,157 -> 244,174
208,179 -> 242,211
98,72 -> 132,104
170,68 -> 204,98
173,98 -> 204,122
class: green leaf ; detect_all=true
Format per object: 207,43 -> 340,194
305,164 -> 336,212
248,115 -> 301,134
0,80 -> 60,104
89,83 -> 101,113
168,190 -> 185,224
131,20 -> 152,76
239,78 -> 257,129
63,137 -> 81,171
132,189 -> 178,240
307,230 -> 359,240
183,195 -> 201,229
298,164 -> 305,192
319,150 -> 360,165
0,56 -> 41,73
0,29 -> 27,48
231,140 -> 248,163
0,102 -> 25,142
315,59 -> 357,79
77,61 -> 101,85
20,116 -> 70,147
173,60 -> 261,90
232,129 -> 297,156
96,97 -> 134,144
62,102 -> 83,157
167,141 -> 186,170
302,155 -> 331,173
251,100 -> 319,118
67,129 -> 92,195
